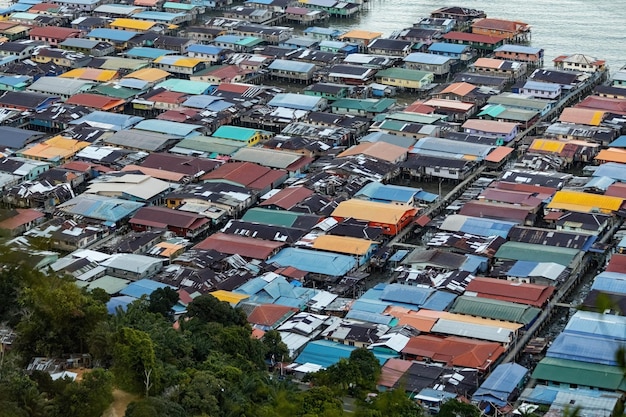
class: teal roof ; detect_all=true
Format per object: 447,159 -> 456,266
212,125 -> 262,142
241,207 -> 300,227
332,97 -> 396,113
163,1 -> 195,9
236,36 -> 264,47
125,46 -> 175,59
376,67 -> 433,82
532,357 -> 626,390
295,340 -> 397,368
91,84 -> 139,99
495,241 -> 579,266
450,295 -> 541,325
478,104 -> 507,118
156,79 -> 213,95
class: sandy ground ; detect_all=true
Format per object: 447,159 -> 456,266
102,389 -> 139,417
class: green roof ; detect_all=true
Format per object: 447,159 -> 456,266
332,98 -> 396,113
241,208 -> 299,228
450,295 -> 541,325
376,67 -> 433,82
212,125 -> 263,142
91,84 -> 139,99
532,357 -> 626,390
235,37 -> 264,47
377,119 -> 408,131
174,135 -> 244,156
82,276 -> 130,295
495,241 -> 579,266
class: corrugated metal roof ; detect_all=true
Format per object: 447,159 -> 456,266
430,319 -> 514,343
332,199 -> 415,225
531,357 -> 626,390
547,332 -> 620,366
88,28 -> 137,42
312,234 -> 376,256
268,247 -> 356,276
473,363 -> 527,406
495,241 -> 578,266
451,295 -> 540,325
547,190 -> 623,213
440,214 -> 516,238
133,119 -> 202,137
564,310 -> 626,341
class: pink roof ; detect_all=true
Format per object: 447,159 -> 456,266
260,186 -> 314,210
0,209 -> 44,231
462,119 -> 518,134
121,165 -> 187,182
29,26 -> 81,40
194,232 -> 285,260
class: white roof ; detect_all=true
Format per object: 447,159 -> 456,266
431,319 -> 514,343
69,249 -> 112,262
86,174 -> 171,200
369,333 -> 410,352
100,253 -> 162,273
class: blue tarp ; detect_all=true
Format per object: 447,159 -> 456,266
106,295 -> 137,314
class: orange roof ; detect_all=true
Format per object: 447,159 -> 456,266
473,57 -> 510,69
472,18 -> 530,33
485,146 -> 514,163
337,141 -> 407,162
402,335 -> 505,370
559,107 -> 605,126
423,98 -> 475,111
596,148 -> 626,164
251,328 -> 265,339
247,304 -> 298,327
339,30 -> 383,41
403,102 -> 435,114
439,82 -> 476,96
65,93 -> 125,111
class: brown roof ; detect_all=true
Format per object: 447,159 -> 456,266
130,206 -> 209,230
471,18 -> 529,33
464,277 -> 555,307
65,93 -> 125,111
121,165 -> 187,182
260,186 -> 314,210
606,254 -> 626,273
28,3 -> 59,12
194,232 -> 285,260
216,83 -> 251,94
443,31 -> 506,44
490,181 -> 556,197
201,162 -> 287,191
605,183 -> 626,199
29,26 -> 81,40
337,141 -> 407,162
378,358 -> 413,388
157,108 -> 199,123
247,304 -> 298,327
0,208 -> 44,231
402,335 -> 505,370
141,153 -> 222,176
458,200 -> 533,223
403,101 -> 435,114
148,90 -> 189,105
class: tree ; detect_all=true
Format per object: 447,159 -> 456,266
52,368 -> 113,417
124,397 -> 186,417
300,386 -> 344,417
112,327 -> 158,396
438,399 -> 481,417
177,370 -> 223,416
147,287 -> 179,320
184,294 -> 247,327
358,389 -> 422,417
347,348 -> 381,393
262,329 -> 290,363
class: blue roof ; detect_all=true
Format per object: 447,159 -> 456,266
564,310 -> 626,341
10,3 -> 33,11
234,275 -> 318,308
547,332 -> 620,366
268,92 -> 321,111
88,28 -> 137,42
421,291 -> 457,311
106,295 -> 137,314
584,175 -> 615,191
428,42 -> 468,54
473,363 -> 528,407
356,182 -> 420,204
521,385 -> 616,405
182,95 -> 233,111
404,52 -> 451,65
345,309 -> 396,325
507,260 -> 537,277
295,340 -> 396,368
118,78 -> 149,90
388,249 -> 409,262
523,80 -> 561,92
0,75 -> 30,87
134,119 -> 202,137
460,254 -> 488,274
58,194 -> 144,222
415,190 -> 438,202
268,59 -> 315,73
459,216 -> 517,238
126,47 -> 175,59
592,162 -> 626,182
214,34 -> 246,44
608,135 -> 626,148
268,247 -> 356,276
187,44 -> 225,55
303,26 -> 342,37
120,278 -> 174,298
591,271 -> 626,295
69,111 -> 144,131
350,299 -> 390,314
380,283 -> 433,308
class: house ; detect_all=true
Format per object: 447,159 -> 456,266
471,18 -> 531,43
85,173 -> 171,204
472,363 -> 528,407
367,38 -> 413,57
442,31 -> 506,54
304,83 -> 351,101
470,57 -> 526,82
129,206 -> 211,238
330,98 -> 396,117
268,59 -> 316,83
87,28 -> 138,51
553,53 -> 607,73
374,68 -> 434,91
59,38 -> 115,57
326,64 -> 377,85
29,26 -> 82,47
337,141 -> 407,164
0,40 -> 39,60
403,52 -> 453,76
153,55 -> 207,79
0,91 -> 60,112
19,136 -> 90,166
101,254 -> 163,281
427,42 -> 473,62
519,80 -> 562,99
194,232 -> 285,260
186,44 -> 228,64
462,119 -> 519,142
0,208 -> 45,236
494,44 -> 544,66
200,161 -> 288,195
331,199 -> 417,236
230,147 -> 312,175
338,30 -> 382,52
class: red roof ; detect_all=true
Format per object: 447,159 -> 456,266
247,304 -> 298,327
575,96 -> 626,115
0,209 -> 44,231
605,183 -> 626,199
29,3 -> 60,12
443,31 -> 506,44
260,186 -> 314,210
29,26 -> 81,40
201,161 -> 287,191
402,335 -> 505,370
65,93 -> 125,111
148,91 -> 188,105
194,232 -> 285,260
605,254 -> 626,273
273,266 -> 308,280
216,83 -> 252,94
465,277 -> 555,307
404,101 -> 435,114
130,206 -> 209,230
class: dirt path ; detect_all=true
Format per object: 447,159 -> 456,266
102,389 -> 139,417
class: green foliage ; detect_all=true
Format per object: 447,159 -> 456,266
263,329 -> 290,363
124,397 -> 187,417
438,399 -> 481,417
52,368 -> 113,417
111,327 -> 158,395
184,293 -> 248,327
147,287 -> 179,319
300,386 -> 344,417
356,389 -> 422,417
309,348 -> 381,397
176,370 -> 223,416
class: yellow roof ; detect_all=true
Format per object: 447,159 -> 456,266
21,136 -> 90,160
110,18 -> 156,31
339,30 -> 383,41
312,235 -> 376,255
60,68 -> 118,82
125,68 -> 171,82
547,190 -> 624,213
155,56 -> 206,67
331,199 -> 415,224
209,290 -> 249,305
529,138 -> 565,154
